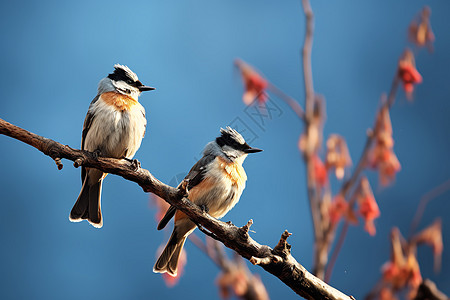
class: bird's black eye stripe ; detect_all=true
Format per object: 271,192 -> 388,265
128,80 -> 144,88
235,142 -> 251,151
216,135 -> 250,151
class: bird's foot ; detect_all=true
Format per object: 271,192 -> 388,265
93,149 -> 102,160
179,179 -> 189,197
123,157 -> 141,171
131,159 -> 141,171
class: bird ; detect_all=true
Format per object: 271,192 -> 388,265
69,64 -> 154,228
154,127 -> 262,276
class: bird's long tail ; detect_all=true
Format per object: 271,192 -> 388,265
154,220 -> 195,276
70,169 -> 103,228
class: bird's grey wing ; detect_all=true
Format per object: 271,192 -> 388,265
81,95 -> 100,182
157,154 -> 215,230
183,154 -> 215,190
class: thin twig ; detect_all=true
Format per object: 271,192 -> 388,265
302,0 -> 315,119
341,77 -> 400,198
188,234 -> 222,268
300,0 -> 327,279
409,178 -> 450,237
268,83 -> 305,120
324,221 -> 349,282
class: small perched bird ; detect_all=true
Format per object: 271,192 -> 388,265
154,127 -> 262,276
70,64 -> 154,228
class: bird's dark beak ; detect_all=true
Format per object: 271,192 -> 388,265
244,147 -> 263,153
138,85 -> 155,92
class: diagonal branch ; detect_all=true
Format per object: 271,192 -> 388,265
324,74 -> 401,281
267,83 -> 305,120
0,117 -> 353,300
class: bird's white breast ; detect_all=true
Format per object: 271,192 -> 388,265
83,94 -> 146,159
190,157 -> 247,219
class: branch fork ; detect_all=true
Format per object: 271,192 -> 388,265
250,230 -> 292,266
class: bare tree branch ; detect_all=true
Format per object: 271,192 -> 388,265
300,0 -> 328,280
301,0 -> 315,118
267,83 -> 305,120
0,117 -> 353,300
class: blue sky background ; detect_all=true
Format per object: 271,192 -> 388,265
1,1 -> 449,299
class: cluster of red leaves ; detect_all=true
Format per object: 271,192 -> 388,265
356,177 -> 380,236
382,228 -> 422,292
328,176 -> 379,235
325,134 -> 352,180
409,6 -> 435,51
368,107 -> 401,186
216,263 -> 269,300
377,220 -> 443,300
328,194 -> 350,226
398,49 -> 422,100
235,59 -> 268,105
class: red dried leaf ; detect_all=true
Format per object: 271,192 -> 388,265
382,228 -> 423,292
329,194 -> 349,226
235,59 -> 268,105
398,49 -> 422,99
378,151 -> 401,187
357,177 -> 380,236
368,108 -> 401,186
325,134 -> 352,180
312,155 -> 328,187
409,6 -> 435,51
413,218 -> 443,272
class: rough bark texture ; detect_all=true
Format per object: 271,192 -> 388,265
0,117 -> 354,300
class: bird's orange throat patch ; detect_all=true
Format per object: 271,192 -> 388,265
101,91 -> 137,111
217,156 -> 247,186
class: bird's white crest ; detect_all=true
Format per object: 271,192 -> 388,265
220,126 -> 246,145
113,64 -> 139,81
